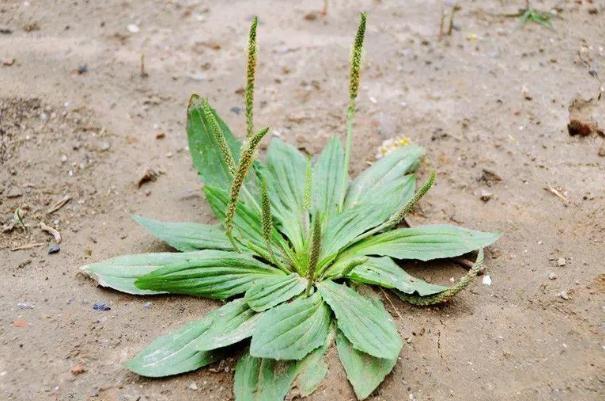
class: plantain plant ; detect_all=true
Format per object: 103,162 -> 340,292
81,14 -> 499,400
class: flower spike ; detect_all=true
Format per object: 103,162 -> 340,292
202,99 -> 236,175
225,127 -> 270,249
245,16 -> 258,139
341,12 -> 367,209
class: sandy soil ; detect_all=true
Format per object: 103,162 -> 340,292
1,1 -> 604,400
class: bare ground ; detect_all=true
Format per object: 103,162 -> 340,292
1,1 -> 604,400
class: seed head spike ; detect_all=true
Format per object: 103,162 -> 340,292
306,213 -> 322,295
259,174 -> 276,263
387,171 -> 436,227
341,12 -> 367,209
245,16 -> 258,139
202,100 -> 236,175
303,157 -> 312,211
225,127 -> 270,249
349,12 -> 366,104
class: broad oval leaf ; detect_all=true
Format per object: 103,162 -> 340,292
134,250 -> 284,299
336,330 -> 397,400
193,299 -> 259,351
80,252 -> 208,295
348,256 -> 447,296
133,214 -> 232,252
187,95 -> 241,189
313,137 -> 345,216
263,138 -> 307,251
292,325 -> 334,396
343,224 -> 500,261
234,352 -> 298,401
250,292 -> 331,360
126,310 -> 220,377
317,280 -> 402,359
345,144 -> 424,209
244,274 -> 307,312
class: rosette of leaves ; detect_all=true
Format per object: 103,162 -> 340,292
81,14 -> 499,400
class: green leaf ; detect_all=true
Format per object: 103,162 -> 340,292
187,95 -> 241,189
204,185 -> 288,260
126,311 -> 220,377
80,252 -> 209,295
133,215 -> 232,252
320,202 -> 392,264
263,138 -> 307,251
292,326 -> 334,396
348,256 -> 447,296
250,292 -> 331,360
317,280 -> 401,359
396,249 -> 485,305
345,145 -> 424,209
320,175 -> 416,270
234,352 -> 298,401
313,137 -> 345,216
193,299 -> 259,351
244,274 -> 307,312
134,250 -> 284,299
344,224 -> 500,261
336,330 -> 397,400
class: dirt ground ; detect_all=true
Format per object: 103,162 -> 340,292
1,1 -> 604,400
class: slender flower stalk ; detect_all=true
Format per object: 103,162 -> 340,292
303,157 -> 312,211
245,16 -> 258,139
341,12 -> 367,209
385,170 -> 436,228
202,100 -> 236,175
305,214 -> 322,295
225,127 -> 269,250
259,174 -> 276,263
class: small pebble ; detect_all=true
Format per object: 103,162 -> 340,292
482,275 -> 492,286
188,382 -> 199,391
559,291 -> 570,300
143,302 -> 152,309
548,272 -> 557,280
93,303 -> 111,311
17,303 -> 34,309
48,244 -> 60,254
556,257 -> 566,267
127,24 -> 139,33
70,364 -> 86,375
6,188 -> 23,198
480,189 -> 493,202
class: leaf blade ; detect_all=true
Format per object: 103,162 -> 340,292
80,252 -> 210,295
234,352 -> 299,401
244,274 -> 307,312
126,311 -> 220,377
134,250 -> 284,300
317,280 -> 402,359
263,139 -> 307,250
250,292 -> 331,360
348,256 -> 447,296
344,224 -> 500,261
336,330 -> 397,400
345,145 -> 424,209
187,95 -> 241,189
313,137 -> 345,216
193,299 -> 259,351
133,215 -> 232,252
